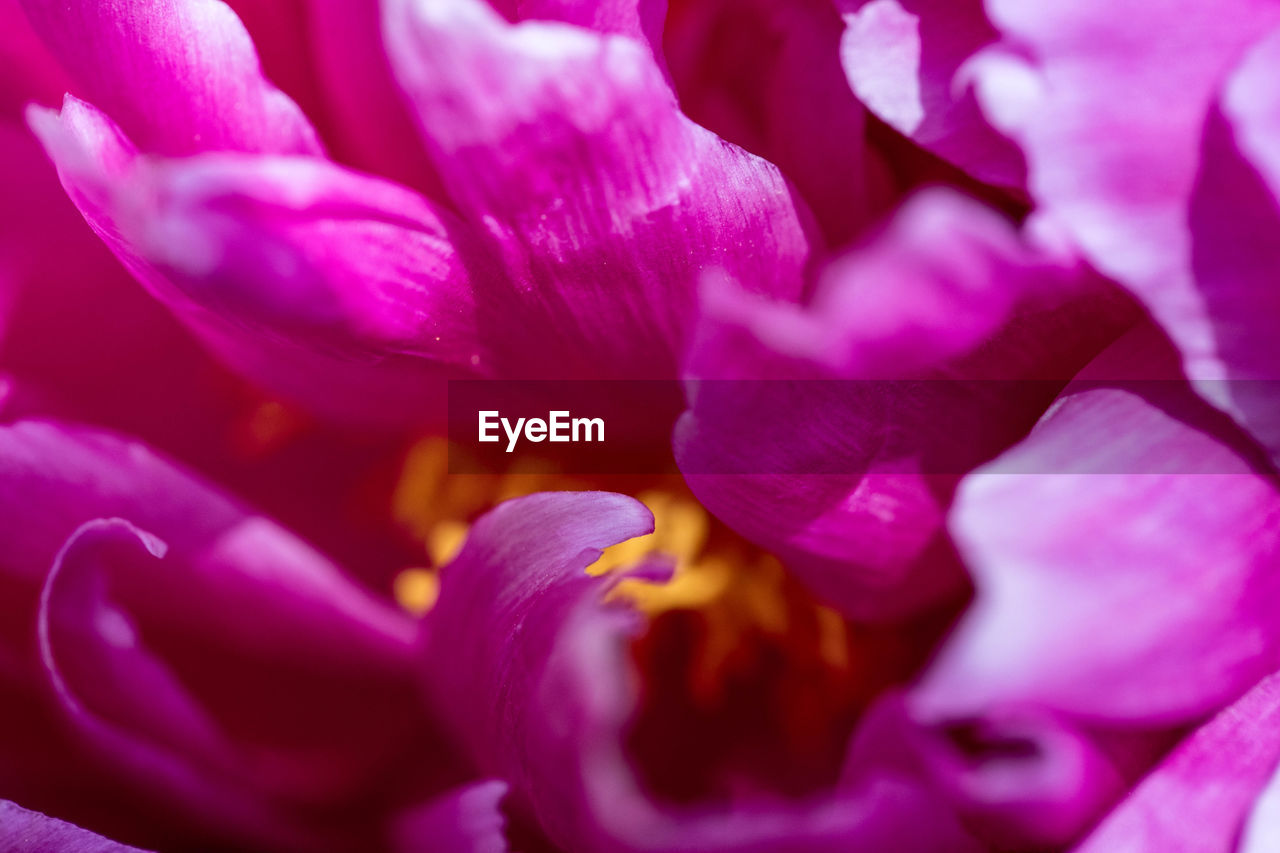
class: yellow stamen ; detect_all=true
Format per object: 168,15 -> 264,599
393,567 -> 440,615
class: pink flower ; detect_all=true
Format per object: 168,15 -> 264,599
3,0 -> 1280,851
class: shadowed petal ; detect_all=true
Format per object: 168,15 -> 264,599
422,491 -> 979,852
837,0 -> 1024,187
1185,29 -> 1280,463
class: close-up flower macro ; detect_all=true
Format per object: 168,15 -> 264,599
4,0 -> 1280,850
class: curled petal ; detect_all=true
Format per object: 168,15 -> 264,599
423,491 -> 978,852
37,519 -> 315,849
837,0 -> 1024,187
383,0 -> 812,377
18,0 -> 321,155
676,190 -> 1133,620
29,96 -> 488,426
0,419 -> 426,845
848,696 -> 1133,849
915,326 -> 1280,723
972,0 -> 1280,453
1186,29 -> 1280,462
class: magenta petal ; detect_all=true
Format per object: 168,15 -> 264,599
0,0 -> 69,114
423,491 -> 979,852
1074,672 -> 1280,852
849,696 -> 1130,849
1185,29 -> 1280,462
383,0 -> 812,376
0,799 -> 146,853
18,0 -> 321,156
306,0 -> 445,195
29,95 -> 489,426
0,418 -> 414,662
390,781 -> 510,853
0,419 -> 431,847
676,190 -> 1132,620
915,326 -> 1280,724
663,0 -> 887,246
837,0 -> 1024,187
972,0 -> 1280,449
37,519 -> 314,850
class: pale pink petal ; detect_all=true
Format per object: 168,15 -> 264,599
838,0 -> 1024,187
916,325 -> 1280,723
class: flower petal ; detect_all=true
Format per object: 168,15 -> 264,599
0,799 -> 146,853
848,695 -> 1138,849
915,325 -> 1280,723
28,95 -> 488,426
972,0 -> 1280,452
1074,671 -> 1280,852
1184,28 -> 1280,462
390,781 -> 510,853
36,519 -> 316,850
0,419 -> 436,847
663,0 -> 887,245
422,491 -> 979,852
18,0 -> 322,155
837,0 -> 1024,187
676,189 -> 1133,620
304,0 -> 445,194
383,0 -> 813,377
511,0 -> 667,53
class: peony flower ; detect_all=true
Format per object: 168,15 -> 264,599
4,0 -> 1280,851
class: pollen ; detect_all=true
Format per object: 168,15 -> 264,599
393,566 -> 440,615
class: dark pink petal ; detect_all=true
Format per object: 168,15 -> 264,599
0,799 -> 146,853
1186,29 -> 1280,462
422,491 -> 979,852
664,0 -> 886,245
29,96 -> 488,426
676,190 -> 1133,620
837,0 -> 1024,187
972,0 -> 1280,449
0,0 -> 68,114
0,418 -> 413,663
383,0 -> 813,377
37,520 -> 320,850
915,325 -> 1280,724
18,0 -> 321,156
0,419 -> 432,846
305,0 -> 445,195
1073,672 -> 1280,852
